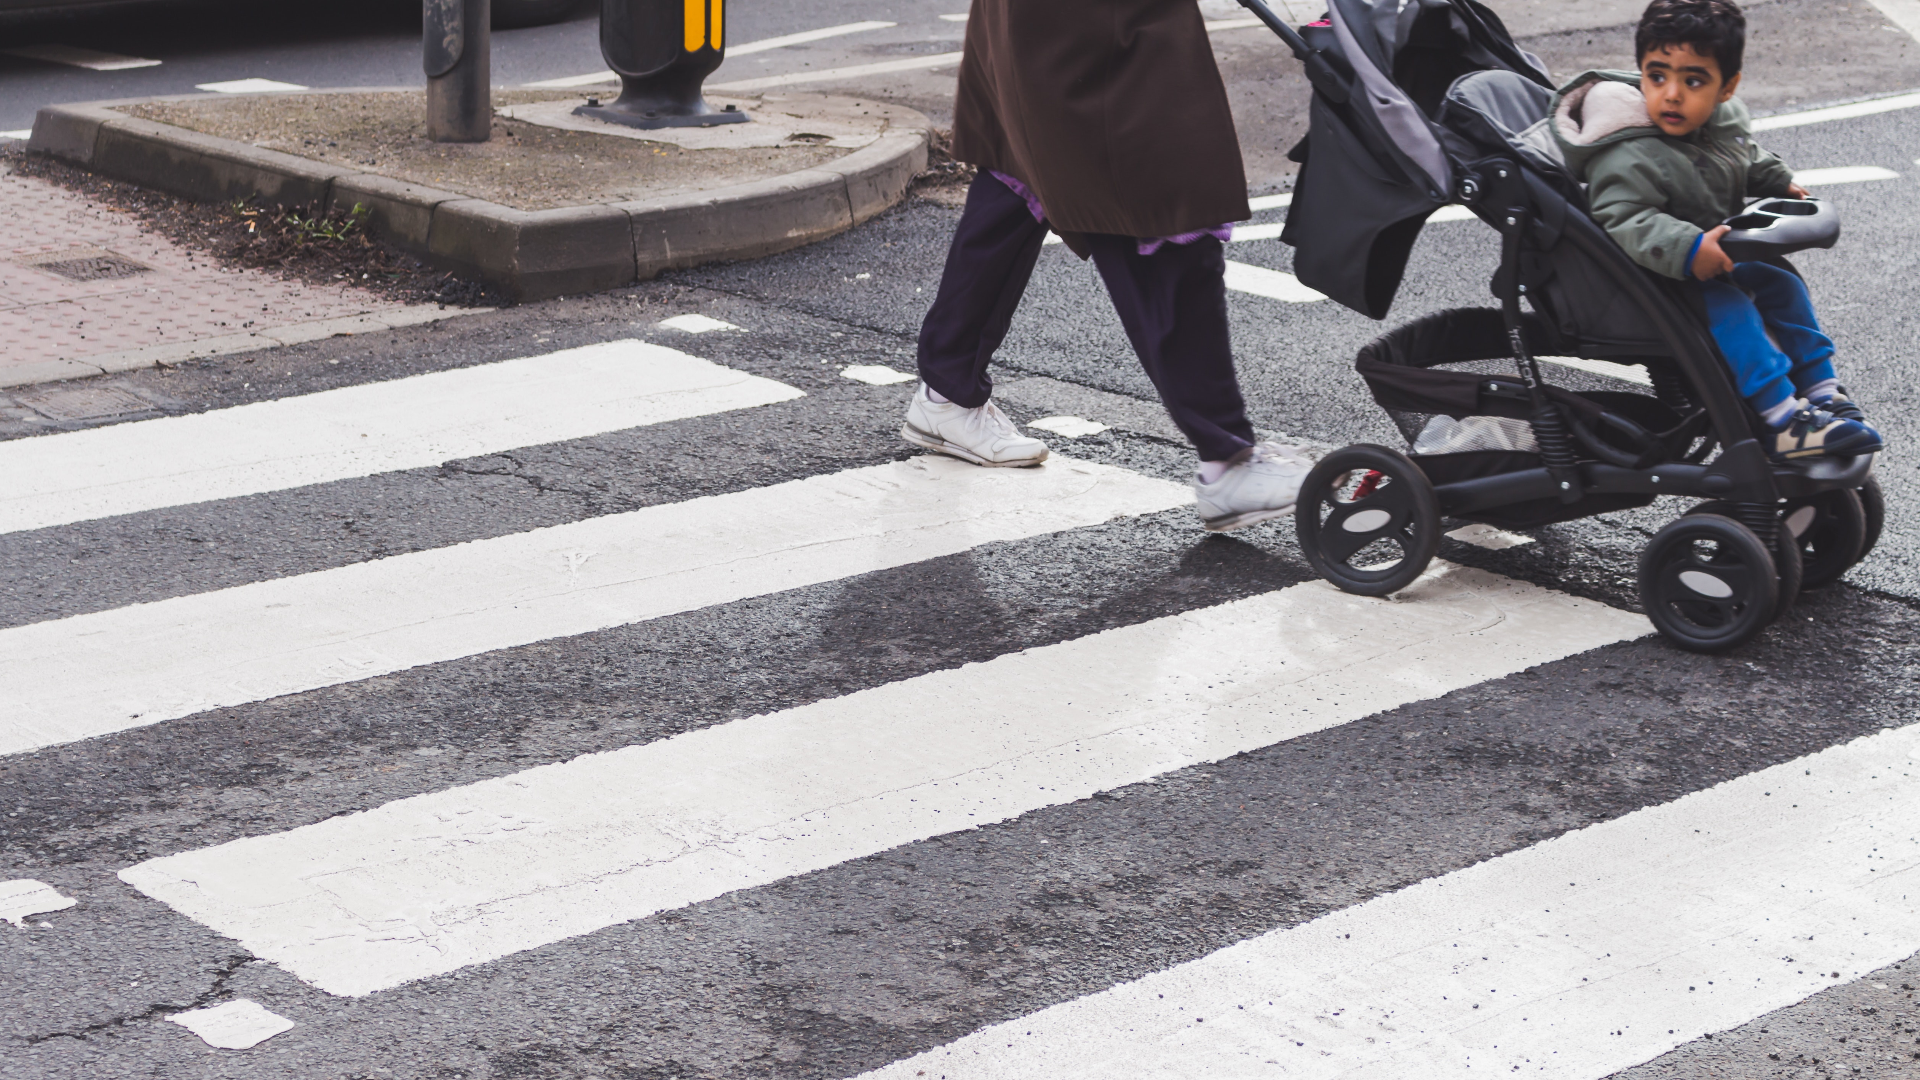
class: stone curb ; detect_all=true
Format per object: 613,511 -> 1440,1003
25,91 -> 932,303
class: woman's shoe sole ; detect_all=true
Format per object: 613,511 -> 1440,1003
900,423 -> 1049,468
1201,503 -> 1296,533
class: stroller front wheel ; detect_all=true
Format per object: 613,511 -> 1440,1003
1639,514 -> 1778,652
1295,445 -> 1441,597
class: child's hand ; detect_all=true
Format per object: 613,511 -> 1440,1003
1787,183 -> 1811,198
1692,225 -> 1735,280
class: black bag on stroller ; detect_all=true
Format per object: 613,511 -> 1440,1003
1237,0 -> 1881,652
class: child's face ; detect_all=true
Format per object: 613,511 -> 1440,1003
1639,41 -> 1741,137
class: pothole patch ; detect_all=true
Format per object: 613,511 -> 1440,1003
15,247 -> 154,282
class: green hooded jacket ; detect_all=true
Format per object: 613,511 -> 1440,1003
1549,69 -> 1797,279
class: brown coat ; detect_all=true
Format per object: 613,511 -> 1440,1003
952,0 -> 1251,244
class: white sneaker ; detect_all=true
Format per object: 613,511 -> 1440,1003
1194,442 -> 1313,532
901,383 -> 1050,467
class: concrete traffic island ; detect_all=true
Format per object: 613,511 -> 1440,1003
25,89 -> 931,302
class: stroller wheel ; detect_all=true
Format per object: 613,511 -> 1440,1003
1689,495 -> 1850,595
1857,476 -> 1885,564
1295,445 -> 1441,597
1782,489 -> 1868,589
1640,514 -> 1777,653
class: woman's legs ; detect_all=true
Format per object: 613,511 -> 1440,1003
1085,234 -> 1256,464
915,174 -> 1050,408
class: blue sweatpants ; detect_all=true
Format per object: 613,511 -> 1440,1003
1698,261 -> 1837,415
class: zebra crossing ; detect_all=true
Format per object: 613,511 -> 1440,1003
4,333 -> 1918,1077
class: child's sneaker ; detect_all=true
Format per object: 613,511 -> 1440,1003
901,383 -> 1050,467
1810,386 -> 1868,422
1768,406 -> 1882,462
1194,442 -> 1313,532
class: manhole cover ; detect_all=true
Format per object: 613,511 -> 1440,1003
12,384 -> 159,422
15,247 -> 152,282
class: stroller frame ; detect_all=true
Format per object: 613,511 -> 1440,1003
1237,0 -> 1880,652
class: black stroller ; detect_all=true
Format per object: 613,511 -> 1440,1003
1237,0 -> 1882,652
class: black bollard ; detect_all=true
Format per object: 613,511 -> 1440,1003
576,0 -> 750,129
425,0 -> 492,143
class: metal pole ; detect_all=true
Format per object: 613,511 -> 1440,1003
425,0 -> 492,143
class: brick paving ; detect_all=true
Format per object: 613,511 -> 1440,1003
0,163 -> 418,386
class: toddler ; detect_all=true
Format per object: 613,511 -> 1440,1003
1550,0 -> 1881,461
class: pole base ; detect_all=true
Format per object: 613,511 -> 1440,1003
573,102 -> 751,130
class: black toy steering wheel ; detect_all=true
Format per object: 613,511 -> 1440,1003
1719,197 -> 1840,260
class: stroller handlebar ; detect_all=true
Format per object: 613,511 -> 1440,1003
1233,0 -> 1314,57
1234,0 -> 1352,103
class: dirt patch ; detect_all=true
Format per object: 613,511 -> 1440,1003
2,144 -> 500,307
120,90 -> 854,212
910,128 -> 976,208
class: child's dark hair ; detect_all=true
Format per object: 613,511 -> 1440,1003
1636,0 -> 1746,80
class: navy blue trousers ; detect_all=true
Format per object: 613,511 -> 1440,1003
1699,261 -> 1838,413
915,174 -> 1256,462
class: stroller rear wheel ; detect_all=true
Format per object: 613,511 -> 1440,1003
1295,445 -> 1441,597
1690,490 -> 1862,591
1640,514 -> 1778,652
1858,476 -> 1885,563
1782,489 -> 1867,589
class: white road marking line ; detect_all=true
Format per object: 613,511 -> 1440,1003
4,457 -> 1187,758
709,52 -> 963,92
1,879 -> 76,927
0,44 -> 161,70
166,1000 -> 294,1050
865,724 -> 1920,1080
939,12 -> 969,20
1794,165 -> 1901,185
1203,16 -> 1264,30
1042,193 -> 1294,246
658,313 -> 740,333
840,364 -> 916,385
524,21 -> 896,87
728,20 -> 896,55
1446,522 -> 1535,550
122,563 -> 1646,997
0,129 -> 30,141
1539,355 -> 1654,386
1234,201 -> 1468,236
1224,260 -> 1327,302
194,78 -> 308,94
1753,91 -> 1920,131
1027,415 -> 1108,438
1867,0 -> 1920,44
0,341 -> 799,536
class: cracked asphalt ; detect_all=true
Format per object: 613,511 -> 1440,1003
4,0 -> 1920,1077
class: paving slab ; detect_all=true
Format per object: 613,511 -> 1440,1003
0,163 -> 470,389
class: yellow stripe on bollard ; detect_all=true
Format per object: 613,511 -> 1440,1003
684,0 -> 705,51
712,0 -> 723,49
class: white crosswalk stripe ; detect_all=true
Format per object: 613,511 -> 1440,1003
867,726 -> 1920,1079
0,456 -> 1186,756
0,340 -> 801,535
5,352 -> 1911,1074
120,564 -> 1644,996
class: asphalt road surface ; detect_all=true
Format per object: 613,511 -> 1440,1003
5,2 -> 1920,1079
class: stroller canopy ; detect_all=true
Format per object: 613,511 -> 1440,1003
1282,0 -> 1551,318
